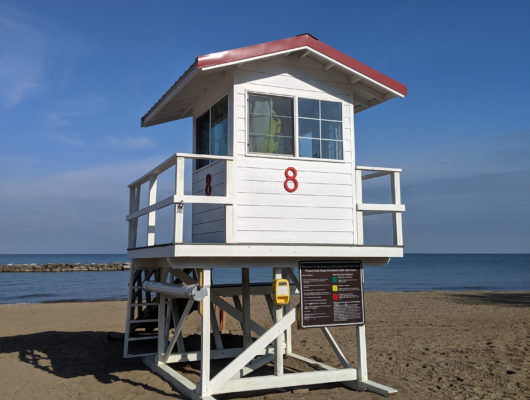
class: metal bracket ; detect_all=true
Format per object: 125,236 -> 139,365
176,200 -> 184,213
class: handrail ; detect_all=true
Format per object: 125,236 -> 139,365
127,153 -> 234,249
354,166 -> 404,246
356,165 -> 402,172
129,153 -> 234,188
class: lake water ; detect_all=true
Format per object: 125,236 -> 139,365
0,254 -> 528,304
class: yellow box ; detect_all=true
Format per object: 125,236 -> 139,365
332,285 -> 339,292
273,279 -> 290,305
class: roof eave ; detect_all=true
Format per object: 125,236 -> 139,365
141,62 -> 199,127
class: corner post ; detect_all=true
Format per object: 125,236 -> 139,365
128,186 -> 140,249
174,156 -> 185,243
391,171 -> 403,246
355,169 -> 364,245
225,159 -> 234,243
147,174 -> 158,246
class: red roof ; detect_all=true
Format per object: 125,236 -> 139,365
197,34 -> 407,97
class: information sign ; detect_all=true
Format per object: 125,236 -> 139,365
299,260 -> 364,328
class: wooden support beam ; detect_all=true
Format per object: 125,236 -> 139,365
199,268 -> 212,396
273,268 -> 284,376
208,308 -> 297,395
353,82 -> 385,101
299,50 -> 311,58
242,268 -> 251,348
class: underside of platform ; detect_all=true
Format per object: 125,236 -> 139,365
127,243 -> 403,267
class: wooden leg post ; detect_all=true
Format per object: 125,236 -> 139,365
199,268 -> 212,397
355,324 -> 397,396
273,268 -> 284,375
242,268 -> 251,348
283,268 -> 292,355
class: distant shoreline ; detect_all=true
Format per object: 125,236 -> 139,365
0,262 -> 130,272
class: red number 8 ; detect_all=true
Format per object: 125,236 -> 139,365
284,167 -> 298,193
205,174 -> 212,196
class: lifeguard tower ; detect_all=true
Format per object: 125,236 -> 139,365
124,34 -> 407,399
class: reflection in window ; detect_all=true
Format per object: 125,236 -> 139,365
248,94 -> 294,155
196,96 -> 228,169
298,98 -> 343,160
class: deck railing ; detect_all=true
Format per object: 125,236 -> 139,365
354,166 -> 405,246
127,153 -> 234,249
127,157 -> 403,249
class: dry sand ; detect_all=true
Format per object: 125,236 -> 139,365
0,292 -> 528,400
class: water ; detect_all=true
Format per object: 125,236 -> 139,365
0,254 -> 528,304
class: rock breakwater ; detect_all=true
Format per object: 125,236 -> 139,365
0,262 -> 130,272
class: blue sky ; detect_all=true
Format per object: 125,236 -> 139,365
0,0 -> 529,253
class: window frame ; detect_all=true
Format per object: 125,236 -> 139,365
245,90 -> 346,163
194,93 -> 230,170
298,98 -> 344,161
247,92 -> 296,157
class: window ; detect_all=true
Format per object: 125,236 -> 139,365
248,94 -> 294,155
196,96 -> 228,169
298,98 -> 343,160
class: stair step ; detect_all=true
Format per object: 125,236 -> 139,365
130,318 -> 158,323
131,302 -> 158,307
128,335 -> 158,342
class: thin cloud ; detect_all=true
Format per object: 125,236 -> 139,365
103,135 -> 155,149
0,13 -> 47,106
47,133 -> 85,147
0,6 -> 89,107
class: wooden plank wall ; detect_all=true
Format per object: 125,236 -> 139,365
231,56 -> 356,244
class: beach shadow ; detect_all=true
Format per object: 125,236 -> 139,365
448,292 -> 530,307
0,330 -> 178,397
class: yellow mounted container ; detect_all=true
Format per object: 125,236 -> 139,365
273,278 -> 290,305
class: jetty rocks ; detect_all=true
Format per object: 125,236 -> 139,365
0,262 -> 131,272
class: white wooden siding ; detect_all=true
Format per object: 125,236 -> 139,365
231,57 -> 356,244
189,55 -> 358,245
191,161 -> 227,243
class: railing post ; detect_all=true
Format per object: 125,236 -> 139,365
147,174 -> 158,247
225,159 -> 234,243
173,156 -> 185,243
391,171 -> 403,246
128,186 -> 140,249
354,169 -> 364,245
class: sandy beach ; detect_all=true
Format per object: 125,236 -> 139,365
0,292 -> 528,400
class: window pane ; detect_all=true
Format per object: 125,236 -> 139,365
321,100 -> 342,121
271,96 -> 293,117
321,140 -> 343,160
211,101 -> 220,123
249,134 -> 293,155
249,94 -> 294,155
299,118 -> 319,138
249,115 -> 271,134
274,116 -> 293,137
299,138 -> 321,158
298,98 -> 319,118
321,121 -> 342,140
211,119 -> 228,156
249,94 -> 271,115
218,96 -> 228,121
196,111 -> 210,169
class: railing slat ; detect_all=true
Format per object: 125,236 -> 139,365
128,186 -> 141,249
147,174 -> 158,246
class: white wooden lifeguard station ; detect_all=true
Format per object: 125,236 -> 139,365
124,34 -> 407,399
